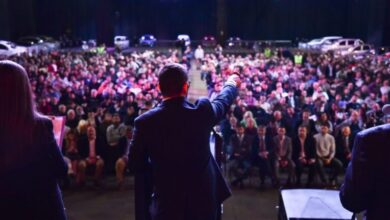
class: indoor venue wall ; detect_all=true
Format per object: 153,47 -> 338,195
0,0 -> 388,46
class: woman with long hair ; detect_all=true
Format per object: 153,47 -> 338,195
0,60 -> 67,219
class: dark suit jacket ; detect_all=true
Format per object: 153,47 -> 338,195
230,134 -> 253,161
251,134 -> 274,161
272,136 -> 293,160
335,135 -> 354,161
0,117 -> 68,220
295,119 -> 316,136
129,85 -> 237,220
292,136 -> 316,162
77,134 -> 104,159
340,124 -> 390,220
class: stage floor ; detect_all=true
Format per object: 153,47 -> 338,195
63,176 -> 279,220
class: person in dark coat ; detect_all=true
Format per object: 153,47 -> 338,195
0,60 -> 68,220
340,105 -> 390,220
292,126 -> 316,187
251,125 -> 276,187
77,126 -> 105,186
229,124 -> 253,188
335,125 -> 354,167
129,63 -> 240,220
272,127 -> 295,185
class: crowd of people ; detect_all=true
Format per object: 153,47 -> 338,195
7,49 -> 190,189
200,49 -> 390,188
5,45 -> 390,190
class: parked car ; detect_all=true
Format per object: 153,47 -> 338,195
201,35 -> 217,47
16,36 -> 49,53
36,36 -> 61,50
114,36 -> 130,49
339,44 -> 375,56
226,37 -> 242,48
377,46 -> 390,55
176,34 -> 191,47
321,38 -> 364,53
59,35 -> 83,48
139,34 -> 156,47
298,36 -> 342,49
81,39 -> 97,51
0,40 -> 27,57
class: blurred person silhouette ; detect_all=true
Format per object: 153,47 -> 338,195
340,104 -> 390,219
0,60 -> 68,220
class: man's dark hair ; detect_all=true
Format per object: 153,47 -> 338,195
236,123 -> 244,129
321,123 -> 330,128
158,63 -> 188,97
298,125 -> 307,130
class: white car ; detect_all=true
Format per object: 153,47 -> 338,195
0,40 -> 27,57
299,36 -> 342,49
16,36 -> 50,53
37,36 -> 61,50
177,34 -> 191,47
321,38 -> 364,53
340,44 -> 375,57
114,36 -> 130,49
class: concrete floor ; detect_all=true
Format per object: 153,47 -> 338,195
63,176 -> 280,220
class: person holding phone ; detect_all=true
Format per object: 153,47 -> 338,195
0,60 -> 68,219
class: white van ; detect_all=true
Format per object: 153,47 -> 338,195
114,36 -> 130,49
321,38 -> 364,53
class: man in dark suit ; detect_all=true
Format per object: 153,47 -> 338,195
129,63 -> 240,220
335,125 -> 354,167
292,126 -> 316,187
339,105 -> 390,220
252,125 -> 276,188
295,109 -> 316,136
229,124 -> 253,188
272,126 -> 295,186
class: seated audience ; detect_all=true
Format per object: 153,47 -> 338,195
77,126 -> 105,187
251,125 -> 276,188
106,113 -> 127,172
115,126 -> 132,189
292,126 -> 316,187
314,124 -> 343,186
272,126 -> 295,186
336,126 -> 354,167
230,124 -> 253,188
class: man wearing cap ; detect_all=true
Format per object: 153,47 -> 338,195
340,104 -> 390,219
129,63 -> 240,220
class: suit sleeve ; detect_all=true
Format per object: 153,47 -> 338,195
308,138 -> 316,159
291,139 -> 298,161
329,136 -> 336,159
287,138 -> 293,160
207,85 -> 238,125
339,132 -> 372,213
128,118 -> 152,220
44,119 -> 68,178
251,137 -> 259,158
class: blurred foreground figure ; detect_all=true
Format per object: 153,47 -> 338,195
340,104 -> 390,220
129,63 -> 240,220
0,60 -> 68,220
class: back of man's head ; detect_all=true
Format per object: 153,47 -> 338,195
158,63 -> 188,97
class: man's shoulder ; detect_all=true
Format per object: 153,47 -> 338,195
313,133 -> 320,139
134,107 -> 162,126
196,97 -> 212,106
326,133 -> 335,140
358,124 -> 390,139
